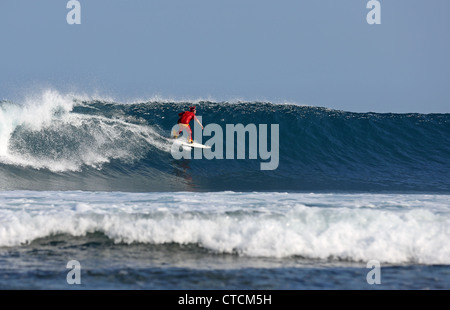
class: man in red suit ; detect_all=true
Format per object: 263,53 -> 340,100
175,106 -> 204,143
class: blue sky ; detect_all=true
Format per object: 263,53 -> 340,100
1,0 -> 449,113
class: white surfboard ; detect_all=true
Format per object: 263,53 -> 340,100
173,139 -> 211,149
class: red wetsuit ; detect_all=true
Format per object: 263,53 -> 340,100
177,111 -> 196,140
178,111 -> 195,125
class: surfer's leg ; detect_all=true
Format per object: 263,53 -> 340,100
178,124 -> 193,142
187,126 -> 193,143
178,124 -> 186,136
172,126 -> 179,138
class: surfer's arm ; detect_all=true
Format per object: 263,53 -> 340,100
194,116 -> 204,129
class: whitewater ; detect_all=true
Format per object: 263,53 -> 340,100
1,191 -> 449,264
0,90 -> 449,289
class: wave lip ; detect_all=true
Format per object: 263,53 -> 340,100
1,191 -> 449,265
0,90 -> 171,172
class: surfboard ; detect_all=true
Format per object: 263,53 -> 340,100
173,139 -> 211,149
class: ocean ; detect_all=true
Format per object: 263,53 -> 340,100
0,90 -> 449,290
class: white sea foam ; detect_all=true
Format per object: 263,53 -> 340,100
0,89 -> 171,172
0,191 -> 449,265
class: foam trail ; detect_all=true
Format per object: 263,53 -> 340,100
0,90 -> 171,172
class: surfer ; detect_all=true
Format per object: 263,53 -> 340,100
175,106 -> 204,143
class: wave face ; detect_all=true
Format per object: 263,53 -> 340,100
0,90 -> 449,192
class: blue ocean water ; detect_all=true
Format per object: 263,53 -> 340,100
0,90 -> 449,290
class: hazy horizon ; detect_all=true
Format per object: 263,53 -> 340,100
1,0 -> 449,113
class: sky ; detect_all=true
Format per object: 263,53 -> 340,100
0,0 -> 449,113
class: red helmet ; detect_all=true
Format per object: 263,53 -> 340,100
189,106 -> 196,112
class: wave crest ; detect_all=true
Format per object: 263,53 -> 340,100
0,90 -> 170,172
